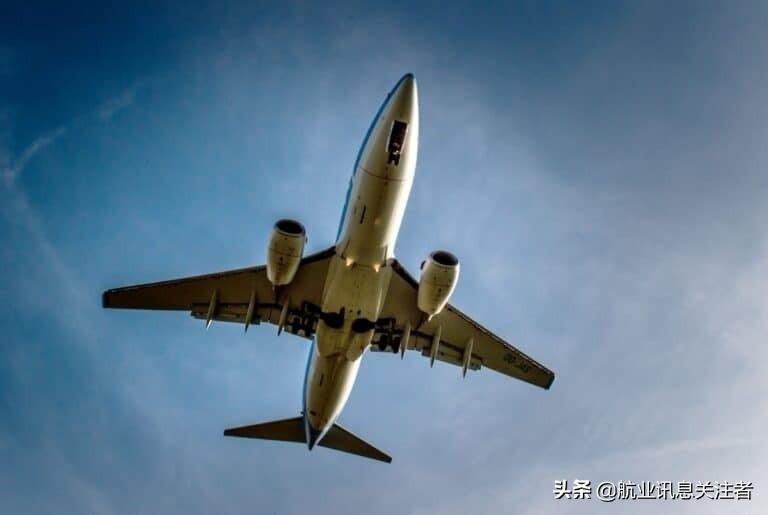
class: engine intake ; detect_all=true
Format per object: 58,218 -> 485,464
266,219 -> 306,286
417,250 -> 459,317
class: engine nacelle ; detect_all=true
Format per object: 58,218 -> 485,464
266,219 -> 306,286
417,250 -> 459,317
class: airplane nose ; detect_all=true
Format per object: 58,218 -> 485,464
398,73 -> 415,90
389,73 -> 417,115
354,73 -> 419,179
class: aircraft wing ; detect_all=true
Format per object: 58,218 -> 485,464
102,247 -> 336,339
374,259 -> 555,389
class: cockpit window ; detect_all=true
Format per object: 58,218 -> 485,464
387,120 -> 408,165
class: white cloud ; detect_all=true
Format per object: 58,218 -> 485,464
97,85 -> 138,121
3,3 -> 768,513
2,126 -> 67,187
2,83 -> 143,187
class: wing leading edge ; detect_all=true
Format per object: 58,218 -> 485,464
102,247 -> 336,339
376,259 -> 555,389
103,248 -> 554,388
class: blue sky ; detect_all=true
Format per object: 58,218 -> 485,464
1,1 -> 767,513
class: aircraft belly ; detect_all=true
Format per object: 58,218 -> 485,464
321,255 -> 392,322
304,255 -> 394,430
336,167 -> 413,266
305,350 -> 362,430
304,73 -> 419,438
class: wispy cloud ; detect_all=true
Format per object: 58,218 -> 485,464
2,126 -> 67,187
3,3 -> 768,513
2,83 -> 143,187
97,84 -> 139,121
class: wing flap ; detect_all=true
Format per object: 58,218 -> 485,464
379,259 -> 555,389
102,266 -> 261,310
189,302 -> 319,339
436,305 -> 555,388
103,247 -> 335,338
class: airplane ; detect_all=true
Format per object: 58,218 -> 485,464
103,73 -> 555,463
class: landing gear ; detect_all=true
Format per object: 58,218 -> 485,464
320,307 -> 345,329
370,318 -> 400,353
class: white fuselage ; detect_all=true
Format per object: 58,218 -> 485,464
303,75 -> 419,447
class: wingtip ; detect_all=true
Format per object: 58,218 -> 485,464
101,290 -> 110,308
544,373 -> 556,390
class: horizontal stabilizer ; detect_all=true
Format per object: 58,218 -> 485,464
224,417 -> 305,443
224,417 -> 391,463
320,423 -> 392,463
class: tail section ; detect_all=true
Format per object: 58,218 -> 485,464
224,416 -> 391,463
224,416 -> 305,443
319,423 -> 392,463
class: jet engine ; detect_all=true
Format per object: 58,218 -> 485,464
417,250 -> 459,317
266,219 -> 306,286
